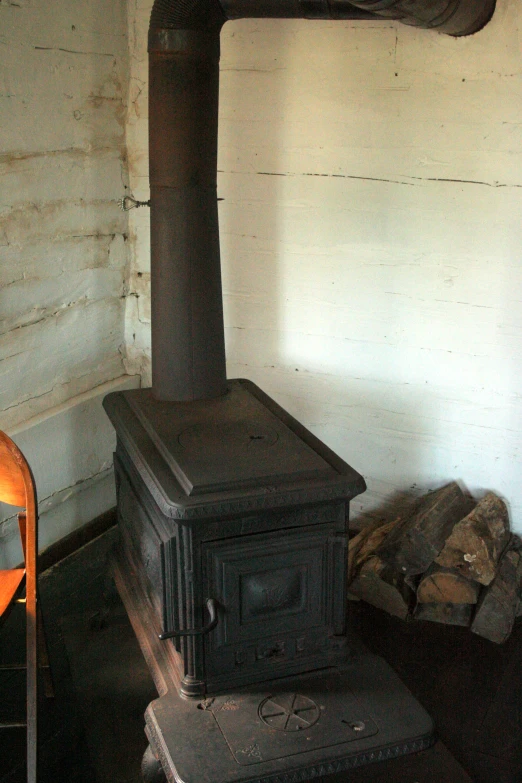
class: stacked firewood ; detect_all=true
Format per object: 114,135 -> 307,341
348,483 -> 522,643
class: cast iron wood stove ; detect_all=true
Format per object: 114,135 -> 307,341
105,379 -> 366,700
105,380 -> 435,783
104,0 -> 496,780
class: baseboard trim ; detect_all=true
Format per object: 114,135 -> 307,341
39,507 -> 117,573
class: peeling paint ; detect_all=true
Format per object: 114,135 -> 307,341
0,145 -> 121,167
0,200 -> 125,248
1,0 -> 130,426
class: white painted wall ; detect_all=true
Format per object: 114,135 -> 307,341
0,376 -> 139,568
0,0 -> 139,563
1,0 -> 131,429
126,0 -> 522,532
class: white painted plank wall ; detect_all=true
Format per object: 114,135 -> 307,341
0,0 -> 130,430
0,0 -> 139,562
127,1 -> 522,529
0,376 -> 139,568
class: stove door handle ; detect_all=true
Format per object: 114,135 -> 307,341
158,598 -> 218,640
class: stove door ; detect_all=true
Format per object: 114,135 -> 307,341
203,524 -> 347,689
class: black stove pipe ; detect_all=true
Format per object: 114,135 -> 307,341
148,0 -> 496,402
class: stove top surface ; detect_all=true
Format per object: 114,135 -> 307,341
125,381 -> 333,496
104,379 -> 366,518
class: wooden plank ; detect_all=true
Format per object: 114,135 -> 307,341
471,550 -> 522,643
376,483 -> 473,577
435,493 -> 511,586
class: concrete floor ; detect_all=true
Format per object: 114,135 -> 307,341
1,525 -> 520,782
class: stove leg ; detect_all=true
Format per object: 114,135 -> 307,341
141,745 -> 166,783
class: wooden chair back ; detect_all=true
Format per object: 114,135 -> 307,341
0,431 -> 37,584
0,431 -> 38,783
0,432 -> 30,507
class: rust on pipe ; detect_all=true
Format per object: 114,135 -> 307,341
148,0 -> 496,401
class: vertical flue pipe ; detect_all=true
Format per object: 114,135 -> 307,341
149,15 -> 226,401
148,0 -> 496,402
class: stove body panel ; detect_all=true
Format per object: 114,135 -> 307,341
104,379 -> 366,698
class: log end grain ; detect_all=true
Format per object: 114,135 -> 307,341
417,564 -> 480,605
436,493 -> 511,586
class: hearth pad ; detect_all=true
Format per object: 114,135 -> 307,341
111,526 -> 435,783
209,674 -> 379,765
144,658 -> 435,783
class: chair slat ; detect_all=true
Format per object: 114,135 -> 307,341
0,434 -> 26,507
0,430 -> 44,783
0,569 -> 25,616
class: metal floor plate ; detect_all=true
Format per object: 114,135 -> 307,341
210,673 -> 378,765
144,653 -> 436,783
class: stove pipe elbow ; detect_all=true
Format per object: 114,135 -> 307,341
345,0 -> 496,37
150,0 -> 227,33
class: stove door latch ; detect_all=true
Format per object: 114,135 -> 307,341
158,598 -> 218,641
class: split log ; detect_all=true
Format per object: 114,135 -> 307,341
348,517 -> 401,583
435,493 -> 511,586
511,535 -> 522,620
471,550 -> 522,644
376,483 -> 474,577
349,556 -> 412,620
414,602 -> 473,627
416,563 -> 480,605
348,523 -> 380,584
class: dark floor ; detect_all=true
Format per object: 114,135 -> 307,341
0,526 -> 156,783
348,600 -> 522,783
1,526 -> 520,783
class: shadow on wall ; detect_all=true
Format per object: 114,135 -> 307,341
0,400 -> 112,569
219,21 -> 436,520
218,14 -> 522,529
